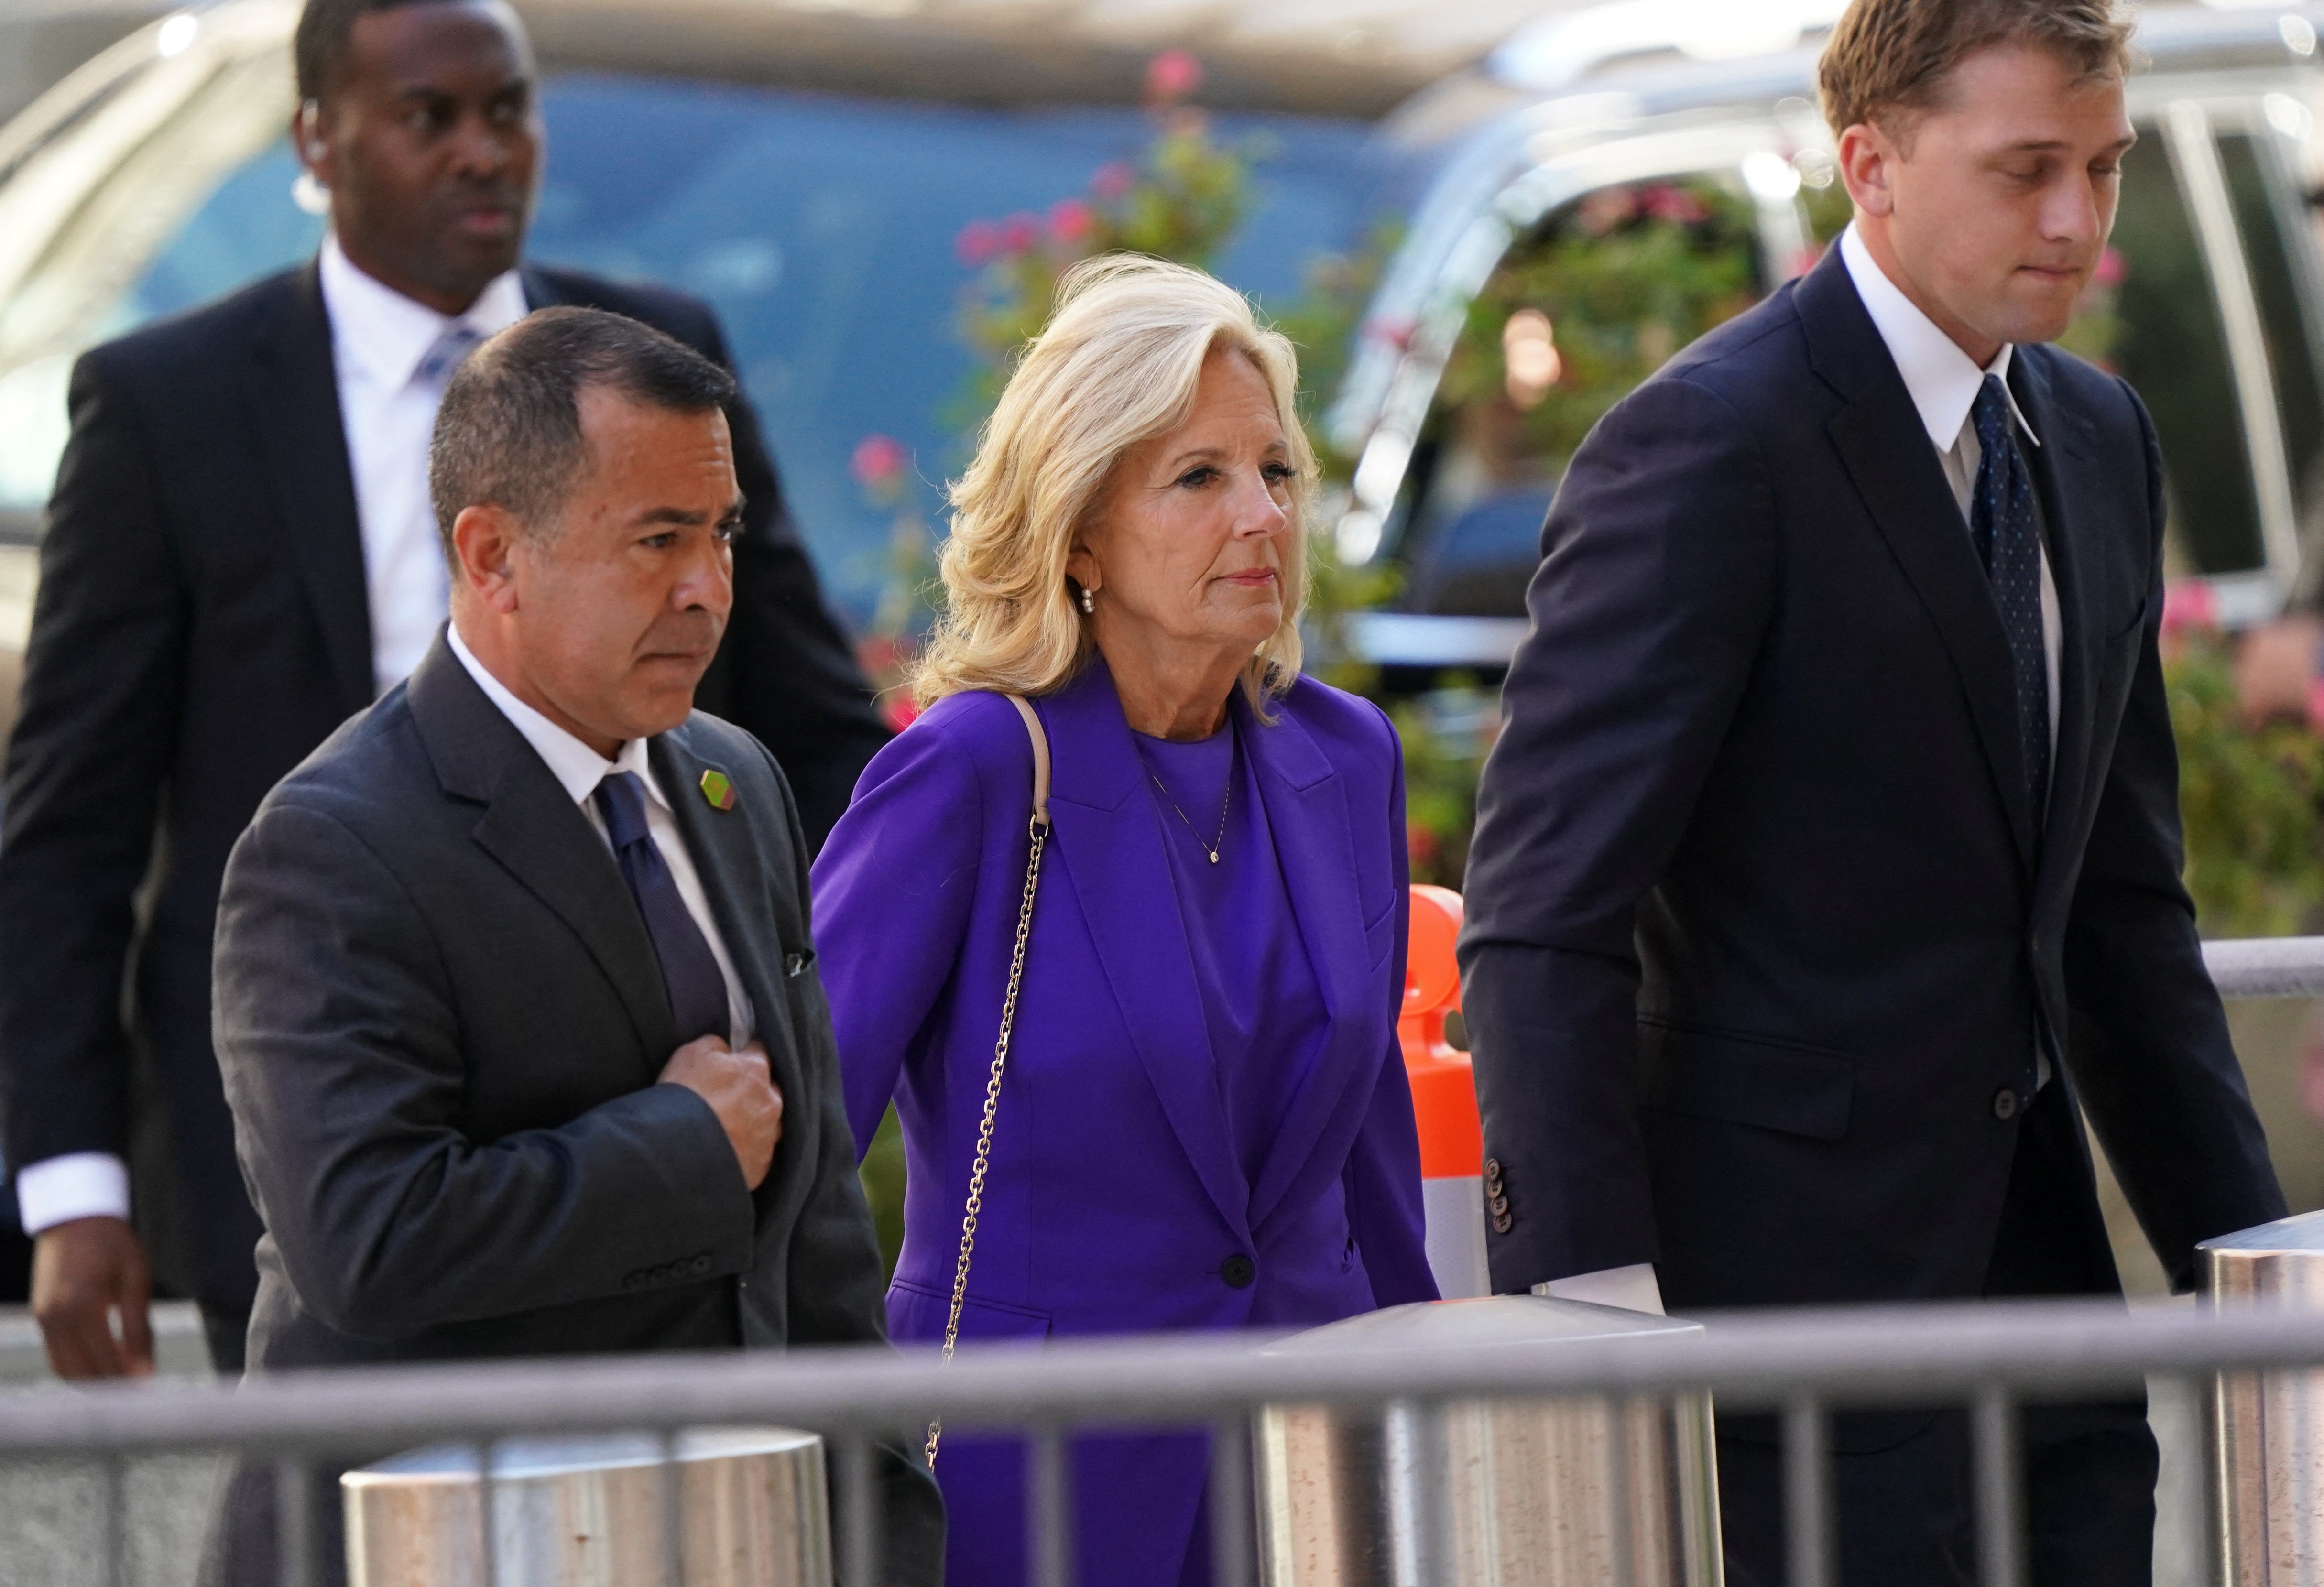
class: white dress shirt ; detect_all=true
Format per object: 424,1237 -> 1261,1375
321,235 -> 528,694
1841,223 -> 2063,746
447,625 -> 755,1047
16,258 -> 530,1238
1532,228 -> 2069,1317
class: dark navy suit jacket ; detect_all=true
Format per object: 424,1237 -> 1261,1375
1460,244 -> 2283,1312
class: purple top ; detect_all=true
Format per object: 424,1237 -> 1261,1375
1135,720 -> 1331,1185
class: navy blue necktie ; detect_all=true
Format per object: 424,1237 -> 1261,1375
1970,375 -> 2050,828
594,771 -> 729,1044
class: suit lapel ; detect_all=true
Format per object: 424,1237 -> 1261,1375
248,260 -> 374,714
650,732 -> 797,1076
2011,351 -> 2103,899
653,729 -> 810,1220
519,265 -> 567,311
405,641 -> 676,1071
1799,253 -> 2037,869
1038,665 -> 1249,1236
1237,691 -> 1380,1235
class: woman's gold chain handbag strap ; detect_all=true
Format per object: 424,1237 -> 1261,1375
926,693 -> 1052,1469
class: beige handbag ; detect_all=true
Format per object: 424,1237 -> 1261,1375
925,693 -> 1052,1468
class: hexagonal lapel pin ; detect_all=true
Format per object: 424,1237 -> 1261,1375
698,768 -> 737,812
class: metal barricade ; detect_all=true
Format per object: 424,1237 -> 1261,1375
1255,1297 -> 1721,1587
2202,1209 -> 2324,1586
342,1428 -> 829,1587
6,934 -> 2324,1587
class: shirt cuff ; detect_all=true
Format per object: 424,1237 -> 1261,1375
1532,1262 -> 1667,1316
15,1152 -> 131,1235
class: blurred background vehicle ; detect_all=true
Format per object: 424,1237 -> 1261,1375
10,0 -> 2324,1286
1325,0 -> 2324,677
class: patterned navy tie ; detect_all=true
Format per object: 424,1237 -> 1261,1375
594,771 -> 730,1044
1970,374 -> 2050,827
415,323 -> 483,388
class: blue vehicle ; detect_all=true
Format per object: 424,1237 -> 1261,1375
0,0 -> 1416,734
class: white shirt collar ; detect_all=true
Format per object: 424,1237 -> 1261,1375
446,623 -> 662,811
319,234 -> 529,391
1839,222 -> 2040,454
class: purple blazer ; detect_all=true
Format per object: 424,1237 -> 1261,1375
813,657 -> 1436,1584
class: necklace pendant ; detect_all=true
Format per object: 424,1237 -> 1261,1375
1207,850 -> 1219,864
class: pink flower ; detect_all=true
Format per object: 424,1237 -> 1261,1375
954,219 -> 1002,266
1145,48 -> 1203,106
1001,212 -> 1040,254
1091,161 -> 1135,200
1364,315 -> 1418,351
2092,247 -> 2128,289
850,434 -> 907,488
1641,184 -> 1708,225
2161,579 -> 2217,638
1048,199 -> 1094,245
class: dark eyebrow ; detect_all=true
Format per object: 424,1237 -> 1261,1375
1990,132 -> 2137,157
637,496 -> 747,529
1164,437 -> 1289,471
391,74 -> 531,105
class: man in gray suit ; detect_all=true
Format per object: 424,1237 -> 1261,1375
207,306 -> 939,1584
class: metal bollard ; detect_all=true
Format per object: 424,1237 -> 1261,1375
1253,1296 -> 1723,1587
342,1427 -> 830,1587
2202,1209 -> 2324,1587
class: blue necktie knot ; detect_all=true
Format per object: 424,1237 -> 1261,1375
1974,374 -> 2014,458
595,770 -> 653,852
416,324 -> 483,387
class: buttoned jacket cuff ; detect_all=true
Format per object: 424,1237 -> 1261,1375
15,1152 -> 131,1234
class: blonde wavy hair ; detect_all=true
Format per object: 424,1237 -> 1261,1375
909,254 -> 1316,710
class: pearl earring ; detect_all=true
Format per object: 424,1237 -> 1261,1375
1079,585 -> 1095,615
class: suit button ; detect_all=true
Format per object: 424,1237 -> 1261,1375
1492,1211 -> 1513,1235
1484,1157 -> 1503,1184
1993,1087 -> 2019,1121
1488,1193 -> 1510,1217
1220,1254 -> 1256,1289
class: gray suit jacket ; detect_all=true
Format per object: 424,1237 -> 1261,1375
207,635 -> 938,1584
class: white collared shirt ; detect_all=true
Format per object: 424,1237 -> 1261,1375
1840,223 -> 2063,751
447,625 -> 755,1048
13,246 -> 537,1238
320,235 -> 528,695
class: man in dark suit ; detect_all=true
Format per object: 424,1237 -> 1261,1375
0,0 -> 887,1381
203,305 -> 938,1586
1460,1 -> 2285,1581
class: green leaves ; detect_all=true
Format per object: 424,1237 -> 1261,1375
2167,627 -> 2324,936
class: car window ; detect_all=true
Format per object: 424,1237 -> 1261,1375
2,72 -> 1380,626
2215,125 -> 2324,593
1394,174 -> 1768,618
2098,131 -> 2264,578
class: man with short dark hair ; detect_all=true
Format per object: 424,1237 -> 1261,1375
0,0 -> 887,1381
1462,0 -> 2285,1580
203,305 -> 939,1587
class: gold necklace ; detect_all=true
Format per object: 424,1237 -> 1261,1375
1146,734 -> 1233,864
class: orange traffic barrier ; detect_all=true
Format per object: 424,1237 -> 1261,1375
1401,884 -> 1481,1179
1399,885 -> 1488,1296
